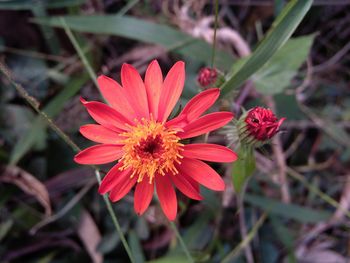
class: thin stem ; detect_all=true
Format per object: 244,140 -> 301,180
169,221 -> 194,263
211,0 -> 219,68
286,166 -> 350,219
0,62 -> 80,153
221,213 -> 267,263
60,17 -> 98,85
95,171 -> 136,263
117,0 -> 140,16
237,191 -> 254,263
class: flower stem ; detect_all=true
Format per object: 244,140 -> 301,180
221,213 -> 267,263
0,62 -> 80,153
95,170 -> 136,263
211,0 -> 219,68
169,221 -> 194,263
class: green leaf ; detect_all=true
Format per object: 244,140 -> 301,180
128,230 -> 145,263
232,146 -> 256,193
270,216 -> 297,263
10,74 -> 88,165
220,0 -> 313,96
148,254 -> 189,263
0,219 -> 13,242
254,35 -> 314,94
33,15 -> 234,70
244,194 -> 332,223
0,0 -> 86,10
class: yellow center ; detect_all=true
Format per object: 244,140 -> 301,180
119,118 -> 183,183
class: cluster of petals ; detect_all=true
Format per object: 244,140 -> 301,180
74,60 -> 237,220
197,67 -> 218,88
244,107 -> 286,141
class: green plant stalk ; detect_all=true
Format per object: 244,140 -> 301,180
169,221 -> 194,263
60,17 -> 194,262
286,166 -> 350,219
211,0 -> 219,68
221,213 -> 267,263
60,17 -> 98,86
31,1 -> 61,55
117,0 -> 140,16
0,63 -> 80,153
95,170 -> 136,263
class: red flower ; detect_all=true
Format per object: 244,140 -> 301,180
197,67 -> 218,88
74,60 -> 237,220
244,107 -> 285,141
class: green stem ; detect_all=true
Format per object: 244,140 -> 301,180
95,171 -> 136,263
211,0 -> 219,68
169,221 -> 194,263
0,62 -> 80,153
221,213 -> 267,263
60,17 -> 98,85
117,0 -> 140,16
286,166 -> 350,219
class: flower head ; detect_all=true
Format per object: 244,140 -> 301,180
197,67 -> 218,88
74,60 -> 237,220
237,107 -> 285,147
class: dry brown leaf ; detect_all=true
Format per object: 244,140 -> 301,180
0,165 -> 52,216
77,209 -> 103,263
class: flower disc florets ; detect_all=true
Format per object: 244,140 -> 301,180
119,118 -> 183,183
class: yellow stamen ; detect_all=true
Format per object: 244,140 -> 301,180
119,118 -> 183,183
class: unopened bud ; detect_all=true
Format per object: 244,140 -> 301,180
237,107 -> 285,147
197,67 -> 218,88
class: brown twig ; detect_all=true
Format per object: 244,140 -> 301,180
264,96 -> 291,203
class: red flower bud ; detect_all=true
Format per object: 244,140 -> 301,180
244,107 -> 285,141
197,67 -> 218,88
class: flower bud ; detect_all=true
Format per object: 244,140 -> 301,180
237,107 -> 285,147
197,67 -> 218,88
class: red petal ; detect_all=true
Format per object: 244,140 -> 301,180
109,175 -> 137,202
169,173 -> 202,200
155,174 -> 177,221
145,60 -> 163,120
98,162 -> 130,194
74,144 -> 123,165
178,158 -> 226,191
183,144 -> 238,163
81,98 -> 132,132
177,112 -> 233,139
80,124 -> 123,144
97,75 -> 136,120
158,61 -> 185,122
134,180 -> 154,216
180,88 -> 220,123
165,114 -> 187,130
121,63 -> 149,119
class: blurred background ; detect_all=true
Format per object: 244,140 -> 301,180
0,0 -> 350,262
